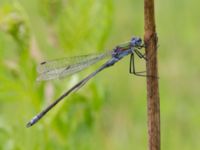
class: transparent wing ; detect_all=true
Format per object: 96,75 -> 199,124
37,51 -> 112,81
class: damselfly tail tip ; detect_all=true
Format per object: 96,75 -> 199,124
26,115 -> 39,128
26,121 -> 33,128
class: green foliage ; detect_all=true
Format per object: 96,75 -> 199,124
1,0 -> 200,150
0,0 -> 112,149
0,2 -> 30,49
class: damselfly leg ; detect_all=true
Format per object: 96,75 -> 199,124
129,53 -> 147,77
135,49 -> 147,61
129,50 -> 159,78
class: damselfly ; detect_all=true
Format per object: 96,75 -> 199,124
26,36 -> 146,128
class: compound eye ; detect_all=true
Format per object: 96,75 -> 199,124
131,37 -> 142,46
137,38 -> 142,43
136,38 -> 142,45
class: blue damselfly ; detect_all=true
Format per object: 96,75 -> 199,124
26,37 -> 146,127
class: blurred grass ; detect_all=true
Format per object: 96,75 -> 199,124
0,0 -> 200,150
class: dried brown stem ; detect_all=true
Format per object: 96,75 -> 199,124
144,0 -> 160,150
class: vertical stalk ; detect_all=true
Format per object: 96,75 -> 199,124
144,0 -> 160,150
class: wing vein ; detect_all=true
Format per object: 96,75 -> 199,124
37,51 -> 112,81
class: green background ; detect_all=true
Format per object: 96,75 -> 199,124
0,0 -> 199,150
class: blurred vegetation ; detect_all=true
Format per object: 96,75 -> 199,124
0,0 -> 200,150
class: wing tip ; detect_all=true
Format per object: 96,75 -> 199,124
40,61 -> 47,65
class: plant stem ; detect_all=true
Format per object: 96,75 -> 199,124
144,0 -> 160,150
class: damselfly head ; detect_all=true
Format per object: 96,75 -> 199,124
130,37 -> 142,47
